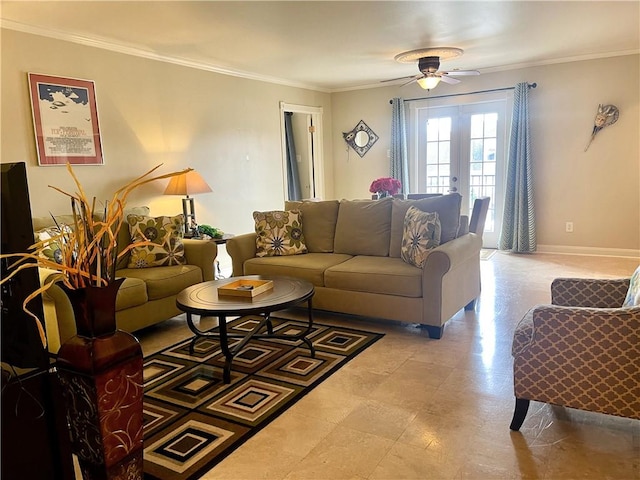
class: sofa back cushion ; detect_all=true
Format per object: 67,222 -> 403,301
333,197 -> 392,256
285,200 -> 339,253
389,194 -> 462,258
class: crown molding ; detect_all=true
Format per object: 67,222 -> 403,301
1,19 -> 331,93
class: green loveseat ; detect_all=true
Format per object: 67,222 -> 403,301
227,194 -> 487,339
33,207 -> 217,353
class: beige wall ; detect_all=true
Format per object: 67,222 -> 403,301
2,28 -> 638,255
331,55 -> 640,254
1,29 -> 332,238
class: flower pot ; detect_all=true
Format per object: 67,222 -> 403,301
56,278 -> 144,480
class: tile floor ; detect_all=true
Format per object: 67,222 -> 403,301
137,252 -> 639,479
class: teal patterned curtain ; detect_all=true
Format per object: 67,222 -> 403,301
390,98 -> 409,194
499,82 -> 536,252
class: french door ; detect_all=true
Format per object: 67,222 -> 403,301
413,100 -> 507,248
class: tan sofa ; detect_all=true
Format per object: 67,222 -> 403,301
227,195 -> 487,339
33,207 -> 218,353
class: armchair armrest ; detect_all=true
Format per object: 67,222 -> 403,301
551,277 -> 630,308
182,239 -> 218,282
226,233 -> 257,277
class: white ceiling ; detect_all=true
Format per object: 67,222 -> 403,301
2,1 -> 639,92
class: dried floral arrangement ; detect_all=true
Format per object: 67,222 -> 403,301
0,163 -> 191,346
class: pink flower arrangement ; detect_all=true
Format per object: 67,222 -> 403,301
369,177 -> 402,196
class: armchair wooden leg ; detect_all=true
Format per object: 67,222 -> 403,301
510,398 -> 530,431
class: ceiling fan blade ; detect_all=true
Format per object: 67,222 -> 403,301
400,76 -> 419,87
441,69 -> 480,76
380,75 -> 418,83
439,75 -> 461,85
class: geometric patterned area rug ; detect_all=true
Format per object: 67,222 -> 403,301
142,316 -> 384,480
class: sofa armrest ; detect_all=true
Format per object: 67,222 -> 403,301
421,232 -> 482,329
182,239 -> 218,282
226,233 -> 257,277
424,232 -> 482,275
551,277 -> 630,308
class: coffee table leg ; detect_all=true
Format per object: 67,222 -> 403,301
303,298 -> 316,358
216,315 -> 233,383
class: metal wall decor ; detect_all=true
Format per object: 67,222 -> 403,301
584,104 -> 619,151
343,120 -> 378,157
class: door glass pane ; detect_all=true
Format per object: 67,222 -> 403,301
425,117 -> 452,194
469,113 -> 498,232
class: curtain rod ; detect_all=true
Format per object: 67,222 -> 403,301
389,82 -> 537,104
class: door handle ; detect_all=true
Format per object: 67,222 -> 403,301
449,187 -> 458,192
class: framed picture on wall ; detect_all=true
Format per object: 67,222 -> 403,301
28,73 -> 104,166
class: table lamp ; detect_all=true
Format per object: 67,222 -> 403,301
163,170 -> 212,237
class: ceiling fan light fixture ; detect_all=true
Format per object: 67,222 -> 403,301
417,76 -> 441,90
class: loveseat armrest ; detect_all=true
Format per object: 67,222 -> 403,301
226,233 -> 257,277
182,239 -> 218,282
551,277 -> 630,308
39,268 -> 74,354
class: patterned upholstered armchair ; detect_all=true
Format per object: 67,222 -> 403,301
510,275 -> 640,431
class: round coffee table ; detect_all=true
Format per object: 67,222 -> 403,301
176,275 -> 315,383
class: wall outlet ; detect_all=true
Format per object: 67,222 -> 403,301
565,222 -> 574,233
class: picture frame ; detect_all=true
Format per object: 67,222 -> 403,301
28,73 -> 104,166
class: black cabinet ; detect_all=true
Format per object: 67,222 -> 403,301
1,365 -> 75,479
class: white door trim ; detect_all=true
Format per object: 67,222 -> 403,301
279,102 -> 324,200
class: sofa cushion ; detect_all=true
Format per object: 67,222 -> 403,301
115,277 -> 148,311
623,265 -> 640,307
116,265 -> 203,300
127,214 -> 187,268
285,200 -> 339,253
254,210 -> 307,257
244,253 -> 352,287
389,194 -> 462,258
325,256 -> 422,297
401,207 -> 441,268
333,198 -> 392,257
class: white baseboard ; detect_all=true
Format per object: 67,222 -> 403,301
536,244 -> 640,258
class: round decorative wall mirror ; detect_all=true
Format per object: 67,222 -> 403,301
354,131 -> 370,148
343,120 -> 378,157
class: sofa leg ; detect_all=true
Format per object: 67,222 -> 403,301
509,398 -> 530,431
422,325 -> 444,339
464,298 -> 477,310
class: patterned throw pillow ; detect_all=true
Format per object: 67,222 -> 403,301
127,214 -> 187,268
400,206 -> 441,268
253,210 -> 307,257
33,225 -> 72,264
623,265 -> 640,307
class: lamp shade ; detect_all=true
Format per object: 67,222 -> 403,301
417,76 -> 441,90
163,170 -> 212,196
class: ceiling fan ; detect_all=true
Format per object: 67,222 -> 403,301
384,47 -> 479,90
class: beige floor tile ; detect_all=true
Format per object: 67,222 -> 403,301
369,442 -> 460,479
285,384 -> 365,425
284,425 -> 394,479
339,399 -> 418,441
